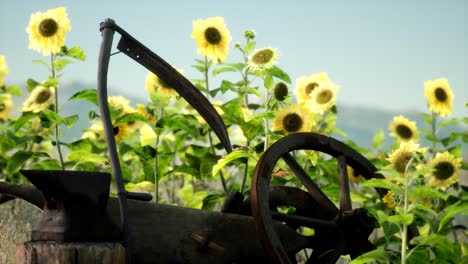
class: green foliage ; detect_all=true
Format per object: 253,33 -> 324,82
1,12 -> 466,264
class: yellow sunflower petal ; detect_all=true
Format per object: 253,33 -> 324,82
308,82 -> 339,114
247,47 -> 279,72
26,7 -> 71,56
294,72 -> 331,102
385,140 -> 423,175
23,86 -> 55,113
424,78 -> 454,117
426,151 -> 461,190
389,115 -> 419,143
0,55 -> 8,86
272,103 -> 314,135
191,17 -> 231,62
0,94 -> 13,119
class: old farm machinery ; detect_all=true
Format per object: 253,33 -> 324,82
0,19 -> 418,263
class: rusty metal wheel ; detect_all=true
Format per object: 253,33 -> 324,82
251,132 -> 389,264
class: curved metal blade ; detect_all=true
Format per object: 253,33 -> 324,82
102,20 -> 232,154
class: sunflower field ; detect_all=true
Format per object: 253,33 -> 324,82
1,6 -> 467,264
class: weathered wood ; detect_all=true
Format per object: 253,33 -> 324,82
16,241 -> 125,264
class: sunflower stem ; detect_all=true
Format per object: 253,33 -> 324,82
431,111 -> 438,157
401,156 -> 415,264
240,139 -> 251,193
153,109 -> 162,203
51,54 -> 65,170
204,56 -> 228,194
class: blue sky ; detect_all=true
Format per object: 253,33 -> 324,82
1,0 -> 467,116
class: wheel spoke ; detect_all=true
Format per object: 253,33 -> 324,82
282,153 -> 339,218
271,212 -> 338,230
337,155 -> 352,211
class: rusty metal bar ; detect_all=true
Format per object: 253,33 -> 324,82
337,155 -> 352,212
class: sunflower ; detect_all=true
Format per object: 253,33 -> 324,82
82,122 -> 104,140
382,191 -> 396,209
108,96 -> 131,112
0,55 -> 8,86
424,78 -> 454,117
272,104 -> 314,135
385,140 -> 426,175
274,82 -> 288,101
26,7 -> 71,56
0,94 -> 13,120
247,47 -> 279,72
145,69 -> 183,97
389,115 -> 419,143
137,103 -> 157,124
308,83 -> 339,114
294,72 -> 331,103
191,17 -> 231,62
347,166 -> 364,182
23,86 -> 55,113
113,122 -> 129,142
425,151 -> 461,190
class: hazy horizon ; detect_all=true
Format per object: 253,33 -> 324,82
1,0 -> 467,117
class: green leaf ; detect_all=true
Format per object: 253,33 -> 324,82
41,109 -> 64,126
421,113 -> 433,125
0,137 -> 16,153
63,115 -> 79,128
439,118 -> 459,129
361,178 -> 403,192
264,74 -> 274,89
350,248 -> 390,264
268,65 -> 291,84
42,78 -> 59,88
6,85 -> 22,96
212,149 -> 252,176
159,115 -> 199,138
66,46 -> 86,61
441,132 -> 462,147
67,150 -> 109,164
212,66 -> 238,76
114,113 -> 147,127
387,213 -> 413,225
410,234 -> 458,262
200,154 -> 218,178
407,248 -> 430,264
14,112 -> 37,131
409,186 -> 450,201
7,151 -> 49,175
408,203 -> 438,216
222,98 -> 244,125
438,202 -> 468,232
149,92 -> 170,107
68,89 -> 98,106
192,65 -> 205,73
68,138 -> 93,152
31,159 -> 62,170
239,87 -> 262,97
222,62 -> 244,71
172,165 -> 199,177
52,59 -> 73,71
372,129 -> 385,150
32,59 -> 49,68
244,41 -> 256,53
26,78 -> 40,92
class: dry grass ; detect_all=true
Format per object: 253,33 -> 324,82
0,199 -> 41,264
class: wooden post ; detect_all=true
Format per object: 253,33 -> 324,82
16,241 -> 125,264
